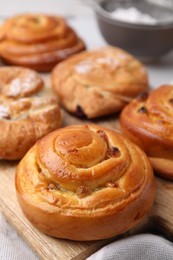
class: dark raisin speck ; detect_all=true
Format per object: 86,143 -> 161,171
47,182 -> 60,191
169,98 -> 173,104
107,147 -> 121,157
75,105 -> 87,118
47,183 -> 56,190
76,185 -> 89,198
137,106 -> 148,113
3,115 -> 11,119
112,147 -> 121,156
97,130 -> 109,144
137,92 -> 149,101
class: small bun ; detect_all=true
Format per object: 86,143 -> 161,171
120,85 -> 173,180
52,46 -> 148,118
16,124 -> 155,241
0,14 -> 85,71
0,66 -> 62,160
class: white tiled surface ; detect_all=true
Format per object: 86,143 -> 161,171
0,1 -> 173,259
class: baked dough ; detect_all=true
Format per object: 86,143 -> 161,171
120,85 -> 173,180
52,46 -> 148,118
0,14 -> 85,71
16,124 -> 155,241
0,66 -> 62,160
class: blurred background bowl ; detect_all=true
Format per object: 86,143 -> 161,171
93,0 -> 173,60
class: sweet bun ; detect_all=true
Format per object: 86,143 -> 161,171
0,14 -> 85,71
51,46 -> 148,118
0,66 -> 62,160
16,124 -> 155,241
120,85 -> 173,180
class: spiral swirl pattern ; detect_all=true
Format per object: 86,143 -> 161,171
120,85 -> 173,179
16,124 -> 155,240
0,66 -> 62,159
0,14 -> 85,71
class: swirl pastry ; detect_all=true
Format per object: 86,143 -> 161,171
0,14 -> 85,72
51,46 -> 148,118
16,124 -> 155,241
120,85 -> 173,180
0,66 -> 62,160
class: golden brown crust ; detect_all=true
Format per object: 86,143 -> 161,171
51,46 -> 148,119
0,66 -> 62,160
0,14 -> 86,71
120,85 -> 173,180
16,124 -> 155,241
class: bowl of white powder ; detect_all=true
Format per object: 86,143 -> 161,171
94,0 -> 173,59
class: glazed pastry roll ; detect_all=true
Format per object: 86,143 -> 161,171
16,124 -> 155,241
52,46 -> 148,118
0,66 -> 62,160
120,85 -> 173,180
0,14 -> 86,71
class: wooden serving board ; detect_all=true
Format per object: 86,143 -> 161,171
0,110 -> 173,260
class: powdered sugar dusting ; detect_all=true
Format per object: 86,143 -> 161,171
75,60 -> 94,74
111,7 -> 157,25
7,78 -> 21,97
75,57 -> 119,74
0,105 -> 10,119
6,72 -> 42,98
97,57 -> 119,66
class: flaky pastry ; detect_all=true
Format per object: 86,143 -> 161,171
0,14 -> 85,71
52,46 -> 148,118
0,66 -> 62,160
120,85 -> 173,180
16,124 -> 155,241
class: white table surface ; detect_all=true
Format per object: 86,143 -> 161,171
0,1 -> 173,259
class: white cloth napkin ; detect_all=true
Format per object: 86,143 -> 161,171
87,234 -> 173,260
1,212 -> 173,260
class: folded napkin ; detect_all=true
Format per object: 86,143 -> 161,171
87,234 -> 173,260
